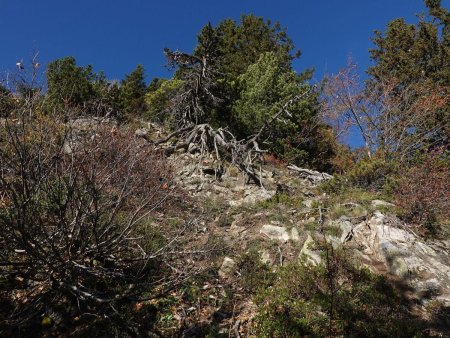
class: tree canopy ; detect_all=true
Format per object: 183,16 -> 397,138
368,0 -> 449,153
46,56 -> 97,110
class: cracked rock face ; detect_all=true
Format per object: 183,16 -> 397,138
348,212 -> 450,305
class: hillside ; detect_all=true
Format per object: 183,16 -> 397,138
1,1 -> 449,336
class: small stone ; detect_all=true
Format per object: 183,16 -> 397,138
134,128 -> 148,138
302,199 -> 314,208
260,250 -> 273,265
219,257 -> 236,279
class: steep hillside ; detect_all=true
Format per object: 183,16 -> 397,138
133,121 -> 450,337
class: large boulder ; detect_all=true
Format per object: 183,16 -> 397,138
347,211 -> 450,305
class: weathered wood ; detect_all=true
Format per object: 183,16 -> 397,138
287,164 -> 333,183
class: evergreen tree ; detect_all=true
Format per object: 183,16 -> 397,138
120,64 -> 147,118
195,15 -> 300,80
189,15 -> 308,127
92,71 -> 123,118
369,0 -> 449,86
46,57 -> 96,111
233,52 -> 333,168
233,52 -> 304,135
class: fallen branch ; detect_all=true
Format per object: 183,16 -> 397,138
287,164 -> 333,184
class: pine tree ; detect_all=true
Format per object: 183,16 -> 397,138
46,57 -> 96,111
120,64 -> 147,118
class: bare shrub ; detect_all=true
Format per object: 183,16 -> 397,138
0,97 -> 194,333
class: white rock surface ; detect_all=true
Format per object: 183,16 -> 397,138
299,233 -> 322,265
260,224 -> 290,243
349,211 -> 450,305
371,199 -> 395,208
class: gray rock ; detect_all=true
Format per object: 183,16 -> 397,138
348,211 -> 450,305
299,233 -> 322,265
63,141 -> 73,155
302,199 -> 314,208
334,220 -> 354,243
218,257 -> 236,279
134,128 -> 148,138
229,189 -> 275,207
259,250 -> 273,265
291,227 -> 300,242
260,224 -> 290,243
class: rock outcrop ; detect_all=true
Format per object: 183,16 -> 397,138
344,211 -> 450,305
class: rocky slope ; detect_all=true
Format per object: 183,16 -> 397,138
166,144 -> 450,335
67,118 -> 450,335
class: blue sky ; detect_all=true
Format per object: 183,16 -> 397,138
0,0 -> 447,147
1,0 -> 446,82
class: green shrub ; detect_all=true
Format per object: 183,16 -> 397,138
320,156 -> 398,196
145,78 -> 183,124
256,192 -> 303,210
339,156 -> 395,189
253,250 -> 426,337
236,249 -> 274,293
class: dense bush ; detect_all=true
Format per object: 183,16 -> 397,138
46,56 -> 98,111
145,78 -> 183,124
253,248 -> 426,337
320,155 -> 398,195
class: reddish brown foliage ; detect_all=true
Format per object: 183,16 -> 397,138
321,59 -> 449,162
395,152 -> 450,232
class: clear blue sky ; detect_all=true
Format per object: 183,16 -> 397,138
1,0 -> 446,82
0,0 -> 447,146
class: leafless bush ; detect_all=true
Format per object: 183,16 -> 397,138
0,96 -> 196,332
